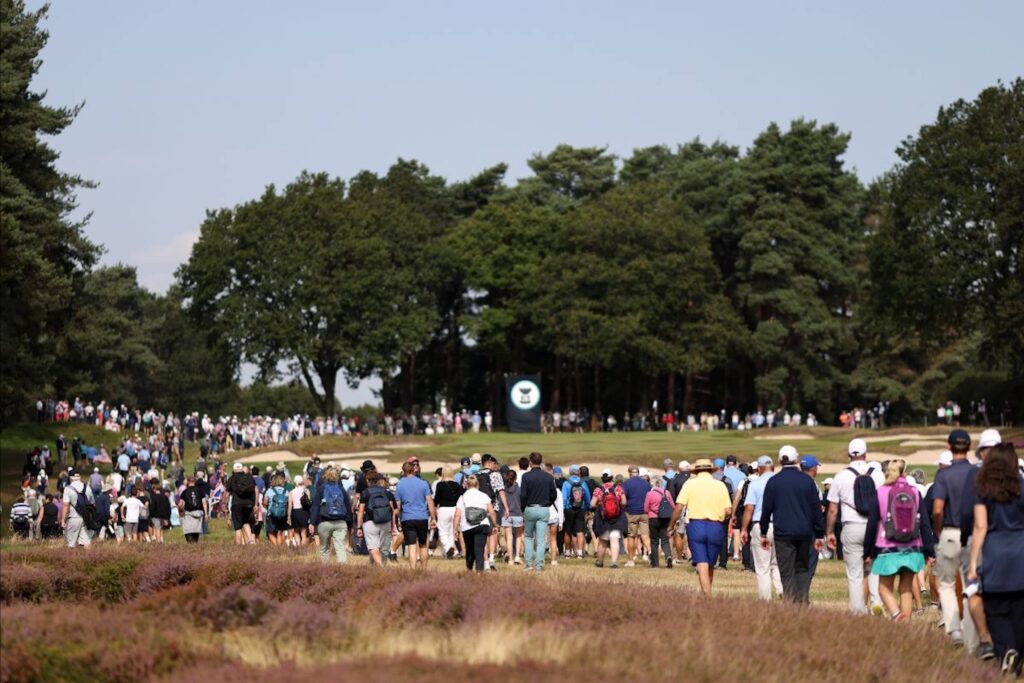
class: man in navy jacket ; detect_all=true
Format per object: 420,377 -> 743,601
760,445 -> 825,604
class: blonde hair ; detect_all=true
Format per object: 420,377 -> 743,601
443,464 -> 456,480
465,474 -> 479,489
884,459 -> 906,486
323,468 -> 340,483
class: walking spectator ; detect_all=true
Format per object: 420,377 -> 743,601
865,459 -> 935,621
644,476 -> 674,568
547,479 -> 563,566
967,443 -> 1024,675
264,473 -> 290,546
225,462 -> 256,545
592,469 -> 627,568
520,452 -> 557,571
960,428 -> 1006,661
560,465 -> 590,558
742,455 -> 783,600
931,429 -> 977,647
670,459 -> 731,595
60,472 -> 93,549
826,438 -> 884,614
501,467 -> 524,564
38,493 -> 60,539
433,465 -> 462,559
668,461 -> 692,563
355,471 -> 398,566
454,475 -> 496,572
396,461 -> 436,570
178,477 -> 207,544
9,495 -> 32,539
309,465 -> 352,563
148,482 -> 171,543
476,454 -> 509,570
760,446 -> 825,605
288,475 -> 311,547
121,489 -> 145,542
622,465 -> 652,566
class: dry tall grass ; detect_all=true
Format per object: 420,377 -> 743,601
0,544 -> 998,683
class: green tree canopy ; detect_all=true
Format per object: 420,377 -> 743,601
0,0 -> 99,420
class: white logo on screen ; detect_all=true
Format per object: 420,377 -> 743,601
510,380 -> 540,411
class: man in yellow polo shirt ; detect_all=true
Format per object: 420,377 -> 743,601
669,458 -> 732,595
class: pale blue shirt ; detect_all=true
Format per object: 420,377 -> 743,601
743,471 -> 775,521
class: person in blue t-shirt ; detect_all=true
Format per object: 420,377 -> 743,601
395,461 -> 436,571
622,466 -> 652,566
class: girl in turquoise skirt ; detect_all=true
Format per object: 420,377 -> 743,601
864,459 -> 936,621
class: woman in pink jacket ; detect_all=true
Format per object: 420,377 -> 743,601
644,480 -> 676,568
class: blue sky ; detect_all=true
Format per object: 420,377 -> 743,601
32,1 -> 1022,405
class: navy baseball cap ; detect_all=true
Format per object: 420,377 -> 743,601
948,429 -> 971,449
800,455 -> 820,470
460,456 -> 471,467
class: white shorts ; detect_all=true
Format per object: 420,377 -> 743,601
599,529 -> 622,542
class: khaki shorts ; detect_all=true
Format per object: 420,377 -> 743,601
626,513 -> 650,539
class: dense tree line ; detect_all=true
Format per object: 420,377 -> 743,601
2,1 -> 1020,424
178,88 -> 1022,424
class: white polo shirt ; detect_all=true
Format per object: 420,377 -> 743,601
825,460 -> 884,524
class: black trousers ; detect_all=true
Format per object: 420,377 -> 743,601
775,538 -> 813,604
984,590 -> 1024,662
463,525 -> 488,572
185,533 -> 200,544
648,517 -> 671,566
718,517 -> 734,568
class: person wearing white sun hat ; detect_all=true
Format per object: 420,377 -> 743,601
825,437 -> 884,614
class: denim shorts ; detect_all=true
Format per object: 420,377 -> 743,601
501,515 -> 524,528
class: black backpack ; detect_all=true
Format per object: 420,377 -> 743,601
847,466 -> 878,517
476,471 -> 496,503
233,473 -> 255,498
73,488 -> 101,532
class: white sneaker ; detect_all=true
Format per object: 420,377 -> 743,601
624,560 -> 636,567
950,630 -> 964,648
551,560 -> 558,566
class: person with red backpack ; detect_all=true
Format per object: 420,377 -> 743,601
865,458 -> 936,621
591,469 -> 627,568
644,476 -> 675,567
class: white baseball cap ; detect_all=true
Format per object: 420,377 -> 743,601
848,438 -> 868,457
778,445 -> 799,464
638,467 -> 650,477
935,450 -> 953,466
822,477 -> 834,487
978,428 -> 1001,449
232,462 -> 243,471
601,468 -> 612,477
679,461 -> 691,471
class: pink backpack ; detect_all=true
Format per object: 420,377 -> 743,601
884,478 -> 920,544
